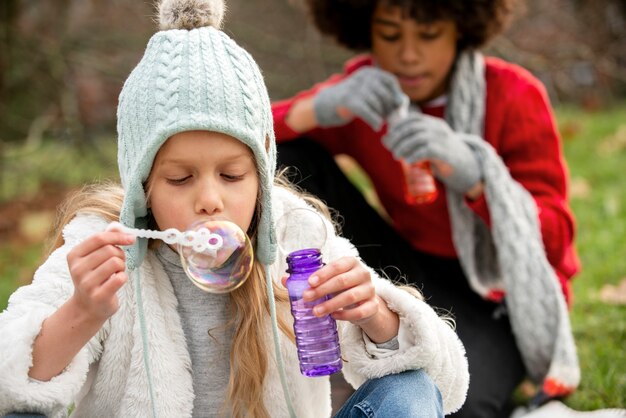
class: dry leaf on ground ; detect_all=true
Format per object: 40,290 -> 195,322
598,278 -> 626,305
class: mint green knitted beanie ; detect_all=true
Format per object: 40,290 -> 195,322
117,0 -> 277,269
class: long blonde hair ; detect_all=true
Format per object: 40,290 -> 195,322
48,174 -> 322,418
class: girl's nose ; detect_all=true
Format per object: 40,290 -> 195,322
195,182 -> 224,215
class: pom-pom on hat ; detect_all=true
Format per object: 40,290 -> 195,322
117,0 -> 277,269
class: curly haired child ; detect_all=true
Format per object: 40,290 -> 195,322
273,1 -> 581,417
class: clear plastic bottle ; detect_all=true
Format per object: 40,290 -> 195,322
285,248 -> 342,377
402,160 -> 438,205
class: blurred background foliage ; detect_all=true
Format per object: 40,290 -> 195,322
0,0 -> 624,147
0,0 -> 625,411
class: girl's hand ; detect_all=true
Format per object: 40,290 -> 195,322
281,256 -> 400,342
298,256 -> 380,324
66,229 -> 135,321
313,67 -> 405,131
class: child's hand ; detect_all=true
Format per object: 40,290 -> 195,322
301,256 -> 380,325
66,229 -> 135,321
383,111 -> 483,194
313,67 -> 405,131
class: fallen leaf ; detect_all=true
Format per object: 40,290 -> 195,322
598,124 -> 626,155
569,177 -> 591,199
598,278 -> 626,305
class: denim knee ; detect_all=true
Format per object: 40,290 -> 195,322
335,369 -> 443,418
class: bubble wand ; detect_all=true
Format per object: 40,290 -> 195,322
108,220 -> 254,294
108,221 -> 223,254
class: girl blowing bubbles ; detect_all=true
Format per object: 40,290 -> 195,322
0,0 -> 468,417
274,0 -> 581,417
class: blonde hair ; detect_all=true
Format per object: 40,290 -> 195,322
48,174 -> 317,417
48,181 -> 124,255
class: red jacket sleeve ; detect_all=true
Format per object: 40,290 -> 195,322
272,73 -> 348,155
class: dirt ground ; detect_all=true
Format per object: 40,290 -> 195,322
0,183 -> 73,246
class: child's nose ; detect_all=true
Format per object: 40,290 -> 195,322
195,184 -> 224,215
399,39 -> 420,64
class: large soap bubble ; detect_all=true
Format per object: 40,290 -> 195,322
178,219 -> 254,293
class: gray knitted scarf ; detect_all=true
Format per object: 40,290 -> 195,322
444,51 -> 580,398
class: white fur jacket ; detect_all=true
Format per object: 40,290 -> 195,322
0,187 -> 468,417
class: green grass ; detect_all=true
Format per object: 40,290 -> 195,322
557,103 -> 626,409
0,104 -> 625,410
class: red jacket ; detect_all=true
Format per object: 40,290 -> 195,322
273,55 -> 580,302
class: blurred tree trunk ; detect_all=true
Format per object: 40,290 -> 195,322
50,0 -> 86,146
0,0 -> 18,103
0,0 -> 18,198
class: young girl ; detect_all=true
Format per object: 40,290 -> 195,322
0,0 -> 469,417
273,0 -> 581,417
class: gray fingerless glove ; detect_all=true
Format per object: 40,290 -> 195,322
383,111 -> 482,194
314,67 -> 405,130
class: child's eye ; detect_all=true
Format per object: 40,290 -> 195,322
419,30 -> 442,41
377,32 -> 401,42
167,175 -> 191,185
221,173 -> 245,182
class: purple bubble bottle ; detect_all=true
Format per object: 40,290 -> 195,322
286,248 -> 342,377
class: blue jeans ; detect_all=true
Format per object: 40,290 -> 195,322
3,371 -> 441,418
333,369 -> 443,418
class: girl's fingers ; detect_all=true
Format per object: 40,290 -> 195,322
95,272 -> 128,301
75,255 -> 126,296
303,269 -> 361,301
330,299 -> 379,323
71,231 -> 135,259
309,257 -> 356,287
90,256 -> 127,286
69,246 -> 127,292
68,231 -> 133,283
86,272 -> 127,319
312,281 -> 376,317
70,243 -> 126,274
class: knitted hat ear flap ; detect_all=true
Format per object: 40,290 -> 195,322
118,176 -> 149,270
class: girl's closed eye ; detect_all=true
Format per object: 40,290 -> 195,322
221,172 -> 246,182
167,175 -> 192,185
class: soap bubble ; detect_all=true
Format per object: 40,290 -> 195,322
276,207 -> 329,257
178,219 -> 254,293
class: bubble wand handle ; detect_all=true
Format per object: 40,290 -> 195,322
107,222 -> 223,252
